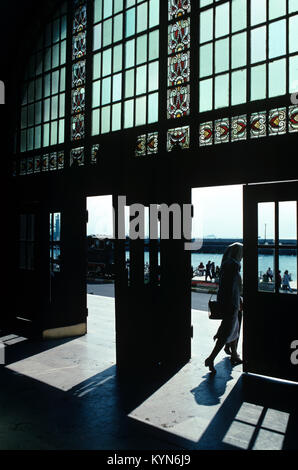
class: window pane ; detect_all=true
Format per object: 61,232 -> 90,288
251,27 -> 266,63
251,0 -> 267,26
199,78 -> 213,112
126,8 -> 135,37
94,0 -> 103,23
215,3 -> 229,38
113,45 -> 123,73
93,80 -> 101,108
289,0 -> 298,13
269,59 -> 286,97
289,15 -> 298,54
124,99 -> 134,128
103,19 -> 112,47
269,0 -> 286,20
125,69 -> 135,97
135,96 -> 146,126
113,73 -> 122,102
232,32 -> 247,69
148,61 -> 159,92
93,53 -> 101,80
137,3 -> 147,33
269,20 -> 286,59
112,103 -> 121,131
136,34 -> 147,65
251,64 -> 266,100
103,0 -> 112,19
101,106 -> 111,133
232,69 -> 246,105
92,108 -> 100,135
148,92 -> 158,123
258,202 -> 275,244
200,9 -> 213,44
200,44 -> 213,77
102,77 -> 111,105
232,0 -> 247,33
136,65 -> 147,95
94,24 -> 102,50
125,40 -> 135,68
102,48 -> 112,77
149,30 -> 159,61
279,249 -> 297,294
215,74 -> 229,109
258,248 -> 275,293
215,38 -> 229,73
149,0 -> 159,28
114,14 -> 123,42
289,55 -> 298,93
279,201 -> 297,242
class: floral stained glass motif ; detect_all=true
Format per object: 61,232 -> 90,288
135,133 -> 158,156
167,126 -> 190,151
49,153 -> 57,171
250,112 -> 267,139
72,87 -> 86,114
268,108 -> 286,136
72,32 -> 87,60
231,115 -> 247,142
167,85 -> 190,119
71,114 -> 85,140
27,158 -> 34,175
168,52 -> 190,86
289,106 -> 298,133
215,119 -> 230,144
42,154 -> 49,172
58,151 -> 64,169
73,4 -> 87,35
34,156 -> 41,173
168,0 -> 191,20
72,61 -> 86,87
199,122 -> 213,146
168,20 -> 190,54
91,144 -> 100,164
70,147 -> 84,166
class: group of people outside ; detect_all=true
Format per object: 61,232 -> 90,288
194,261 -> 220,282
265,267 -> 293,292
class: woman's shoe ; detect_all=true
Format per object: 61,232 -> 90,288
231,355 -> 243,366
205,357 -> 216,374
224,345 -> 232,355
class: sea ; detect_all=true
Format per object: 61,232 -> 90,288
141,252 -> 297,281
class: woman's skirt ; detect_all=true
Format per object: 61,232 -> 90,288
216,308 -> 240,343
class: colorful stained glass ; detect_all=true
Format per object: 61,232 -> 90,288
91,144 -> 100,164
215,119 -> 230,144
27,158 -> 34,174
72,32 -> 87,60
71,114 -> 85,140
72,87 -> 86,113
72,61 -> 86,87
167,85 -> 190,119
289,105 -> 298,133
73,5 -> 87,35
20,159 -> 27,176
34,156 -> 41,173
168,20 -> 190,54
168,0 -> 191,20
70,147 -> 85,166
268,108 -> 286,136
250,112 -> 267,139
42,154 -> 49,172
49,152 -> 57,171
168,52 -> 190,86
58,151 -> 64,169
231,115 -> 247,142
167,126 -> 190,151
135,134 -> 146,156
199,121 -> 213,146
147,133 -> 158,154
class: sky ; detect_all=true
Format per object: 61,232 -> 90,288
87,186 -> 296,240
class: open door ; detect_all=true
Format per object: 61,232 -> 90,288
243,181 -> 298,382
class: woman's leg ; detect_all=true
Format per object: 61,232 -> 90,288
205,337 -> 226,372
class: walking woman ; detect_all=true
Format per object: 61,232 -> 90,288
205,242 -> 243,374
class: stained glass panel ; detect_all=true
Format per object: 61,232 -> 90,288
147,132 -> 158,155
20,159 -> 27,176
72,61 -> 86,87
73,4 -> 87,35
72,32 -> 87,60
71,114 -> 85,140
27,158 -> 34,175
34,156 -> 41,173
199,122 -> 213,147
42,154 -> 49,172
168,52 -> 190,86
168,19 -> 190,54
167,85 -> 190,119
135,134 -> 147,156
268,108 -> 286,136
167,126 -> 190,151
91,144 -> 100,164
72,87 -> 86,114
215,118 -> 230,145
231,115 -> 247,142
168,0 -> 191,20
70,147 -> 85,166
49,152 -> 58,171
289,105 -> 298,133
250,111 -> 267,139
58,151 -> 64,170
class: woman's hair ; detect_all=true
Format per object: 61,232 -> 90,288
221,242 -> 243,265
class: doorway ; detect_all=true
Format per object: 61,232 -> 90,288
86,195 -> 116,366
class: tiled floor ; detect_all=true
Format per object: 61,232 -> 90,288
0,294 -> 297,450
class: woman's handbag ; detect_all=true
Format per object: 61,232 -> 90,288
208,295 -> 223,320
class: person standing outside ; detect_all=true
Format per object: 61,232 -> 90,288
205,261 -> 212,281
282,270 -> 293,292
205,242 -> 243,373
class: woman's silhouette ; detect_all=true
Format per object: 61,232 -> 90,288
205,242 -> 243,374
